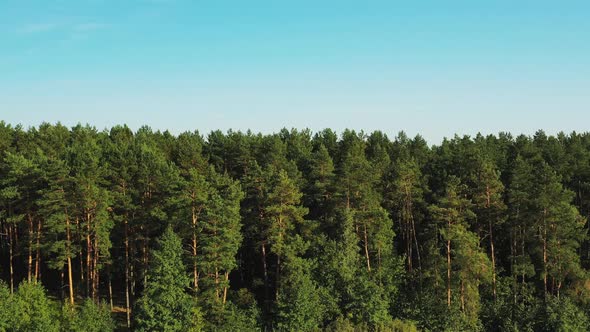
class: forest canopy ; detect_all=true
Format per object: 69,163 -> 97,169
1,121 -> 590,331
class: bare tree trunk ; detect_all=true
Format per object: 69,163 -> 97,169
9,224 -> 14,294
66,215 -> 75,305
364,223 -> 371,272
215,266 -> 220,301
35,219 -> 41,282
61,270 -> 65,301
404,189 -> 412,273
486,186 -> 497,300
490,220 -> 497,299
108,274 -> 114,310
124,217 -> 131,329
411,214 -> 422,272
87,214 -> 92,298
275,254 -> 281,301
511,227 -> 517,303
28,215 -> 33,283
542,209 -> 548,299
446,222 -> 452,308
143,227 -> 148,287
93,233 -> 99,301
261,242 -> 269,305
67,256 -> 75,305
557,239 -> 562,299
77,217 -> 84,285
192,204 -> 199,290
223,271 -> 229,305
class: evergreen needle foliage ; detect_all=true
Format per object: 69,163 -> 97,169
1,123 -> 590,331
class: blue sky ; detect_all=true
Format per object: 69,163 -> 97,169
1,0 -> 589,143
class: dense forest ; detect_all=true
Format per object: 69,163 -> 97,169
1,122 -> 590,331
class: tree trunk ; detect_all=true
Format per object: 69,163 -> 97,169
490,220 -> 497,299
223,271 -> 229,305
108,274 -> 114,310
61,270 -> 65,301
215,266 -> 221,302
542,209 -> 548,299
275,254 -> 281,301
93,233 -> 99,300
192,204 -> 199,290
261,242 -> 269,305
411,214 -> 422,273
124,216 -> 131,329
364,223 -> 371,272
77,217 -> 84,285
521,227 -> 526,285
35,219 -> 42,282
143,227 -> 148,287
9,224 -> 14,294
67,256 -> 75,305
66,215 -> 75,305
86,211 -> 92,298
446,220 -> 452,308
486,186 -> 497,299
28,214 -> 33,283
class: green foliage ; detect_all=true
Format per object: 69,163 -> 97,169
198,169 -> 245,314
9,282 -> 60,332
276,253 -> 323,331
134,227 -> 204,332
543,296 -> 590,332
3,125 -> 590,331
325,316 -> 418,332
0,281 -> 11,332
61,299 -> 115,332
210,302 -> 260,332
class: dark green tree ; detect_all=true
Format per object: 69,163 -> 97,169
134,226 -> 204,332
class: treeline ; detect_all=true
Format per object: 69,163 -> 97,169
1,122 -> 590,331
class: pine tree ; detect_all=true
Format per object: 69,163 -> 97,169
38,156 -> 77,305
10,281 -> 60,332
507,156 -> 536,289
199,169 -> 244,314
276,250 -> 323,331
530,160 -> 586,298
387,158 -> 427,275
134,226 -> 204,332
68,125 -> 113,300
0,153 -> 28,292
430,176 -> 491,327
170,168 -> 210,291
471,159 -> 507,299
265,170 -> 309,300
104,124 -> 137,327
304,144 -> 335,228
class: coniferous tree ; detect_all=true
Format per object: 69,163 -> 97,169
68,125 -> 113,300
430,176 -> 491,328
199,169 -> 244,317
471,158 -> 507,299
3,124 -> 590,331
38,156 -> 77,304
134,226 -> 204,332
10,281 -> 60,332
265,170 -> 309,300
